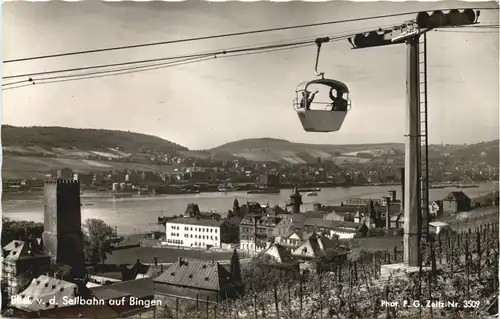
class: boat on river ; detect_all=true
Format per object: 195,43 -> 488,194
298,187 -> 321,192
456,184 -> 480,189
247,188 -> 281,194
217,184 -> 238,192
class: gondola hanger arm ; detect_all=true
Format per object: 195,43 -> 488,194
314,37 -> 330,79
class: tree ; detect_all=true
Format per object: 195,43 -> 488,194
230,249 -> 244,296
82,218 -> 114,265
2,217 -> 44,245
50,264 -> 73,280
241,254 -> 287,292
17,267 -> 36,293
230,249 -> 242,282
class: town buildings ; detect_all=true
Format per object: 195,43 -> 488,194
165,217 -> 228,248
259,173 -> 280,187
291,234 -> 349,273
239,214 -> 282,252
2,179 -> 86,303
272,214 -> 306,239
2,240 -> 51,298
164,202 -> 239,248
303,218 -> 368,240
442,191 -> 472,215
153,257 -> 243,309
10,275 -> 81,312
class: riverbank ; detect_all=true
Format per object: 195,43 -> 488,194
3,182 -> 404,198
5,181 -> 493,199
5,183 -> 498,235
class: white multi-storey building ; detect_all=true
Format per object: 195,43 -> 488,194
164,217 -> 229,248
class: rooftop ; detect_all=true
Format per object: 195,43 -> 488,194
304,218 -> 362,230
240,215 -> 282,227
90,277 -> 154,301
167,217 -> 226,227
154,258 -> 232,291
13,275 -> 78,312
292,235 -> 347,259
2,240 -> 48,261
429,221 -> 449,227
260,244 -> 300,267
443,191 -> 471,202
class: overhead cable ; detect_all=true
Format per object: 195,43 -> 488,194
2,44 -> 314,90
4,6 -> 497,64
3,33 -> 353,82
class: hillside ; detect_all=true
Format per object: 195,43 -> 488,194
2,125 -> 187,155
447,140 -> 499,166
1,125 -> 188,180
209,138 -> 404,164
1,155 -> 181,180
1,126 -> 497,179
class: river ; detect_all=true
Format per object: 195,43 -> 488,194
2,184 -> 497,235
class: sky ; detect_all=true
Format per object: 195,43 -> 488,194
2,1 -> 499,150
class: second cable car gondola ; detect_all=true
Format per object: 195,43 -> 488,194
294,37 -> 351,132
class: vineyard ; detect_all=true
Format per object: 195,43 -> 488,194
154,223 -> 499,319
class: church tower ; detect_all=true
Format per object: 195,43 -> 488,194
289,186 -> 303,214
42,180 -> 85,279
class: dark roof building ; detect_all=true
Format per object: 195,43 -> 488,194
442,191 -> 472,214
184,203 -> 201,217
272,214 -> 307,238
291,234 -> 348,262
13,277 -> 156,319
2,240 -> 51,298
259,244 -> 301,270
153,257 -> 243,308
90,277 -> 154,301
121,258 -> 165,280
303,219 -> 368,239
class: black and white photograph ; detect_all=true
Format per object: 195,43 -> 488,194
1,1 -> 499,318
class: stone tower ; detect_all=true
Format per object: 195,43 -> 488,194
42,179 -> 85,279
289,186 -> 303,214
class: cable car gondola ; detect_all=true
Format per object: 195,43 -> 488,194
293,37 -> 351,132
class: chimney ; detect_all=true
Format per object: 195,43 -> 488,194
389,190 -> 396,202
178,257 -> 183,265
384,197 -> 391,230
153,257 -> 158,266
400,167 -> 405,211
